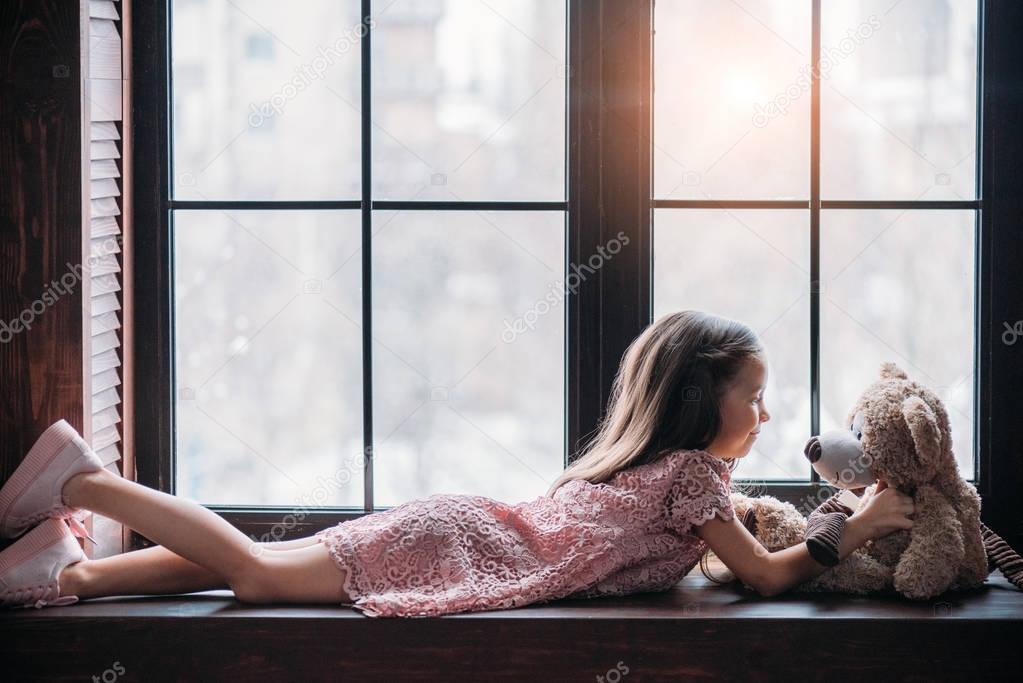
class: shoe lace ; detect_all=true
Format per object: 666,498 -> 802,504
66,511 -> 99,546
18,509 -> 99,547
4,582 -> 80,609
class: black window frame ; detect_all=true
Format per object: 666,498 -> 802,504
132,0 -> 1023,550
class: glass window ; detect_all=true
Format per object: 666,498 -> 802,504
820,210 -> 975,477
171,0 -> 363,200
654,0 -> 810,200
654,210 -> 811,479
170,0 -> 567,507
373,0 -> 566,200
173,211 -> 364,505
654,0 -> 979,481
821,0 -> 978,200
372,210 -> 565,504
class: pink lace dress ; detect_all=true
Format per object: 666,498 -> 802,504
314,449 -> 735,617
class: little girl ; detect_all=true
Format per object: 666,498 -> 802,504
0,310 -> 914,616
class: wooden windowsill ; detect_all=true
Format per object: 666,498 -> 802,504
2,573 -> 1021,680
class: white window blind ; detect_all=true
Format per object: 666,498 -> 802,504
84,1 -> 126,556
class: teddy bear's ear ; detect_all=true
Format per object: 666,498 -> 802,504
880,362 -> 909,380
901,395 -> 942,470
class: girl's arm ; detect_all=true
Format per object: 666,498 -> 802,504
694,486 -> 915,597
694,512 -> 872,597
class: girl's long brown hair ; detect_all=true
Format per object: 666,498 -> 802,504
546,310 -> 764,496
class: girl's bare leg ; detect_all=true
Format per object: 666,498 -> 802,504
58,468 -> 350,604
61,545 -> 229,598
60,536 -> 323,600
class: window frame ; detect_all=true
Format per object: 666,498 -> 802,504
651,0 -> 982,488
132,0 -> 1023,550
134,0 -> 572,544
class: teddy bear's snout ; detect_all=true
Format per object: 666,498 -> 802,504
804,435 -> 822,463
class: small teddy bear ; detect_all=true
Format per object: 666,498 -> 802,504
720,362 -> 1022,599
726,490 -> 892,595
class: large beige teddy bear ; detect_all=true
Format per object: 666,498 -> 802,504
721,362 -> 1021,599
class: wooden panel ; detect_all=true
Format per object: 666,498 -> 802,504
0,1 -> 85,536
0,574 -> 1020,681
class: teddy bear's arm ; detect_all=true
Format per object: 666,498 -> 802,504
893,484 -> 964,600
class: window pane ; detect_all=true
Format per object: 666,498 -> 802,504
654,0 -> 810,200
372,0 -> 566,200
372,210 -> 564,504
171,0 -> 362,200
174,211 -> 364,505
653,209 -> 810,479
821,0 -> 978,199
821,210 -> 975,478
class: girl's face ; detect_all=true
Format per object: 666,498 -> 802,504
706,354 -> 771,459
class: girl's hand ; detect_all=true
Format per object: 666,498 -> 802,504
850,480 -> 915,540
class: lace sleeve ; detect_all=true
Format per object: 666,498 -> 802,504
666,451 -> 735,536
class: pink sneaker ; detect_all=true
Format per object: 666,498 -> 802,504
0,517 -> 84,609
0,419 -> 103,543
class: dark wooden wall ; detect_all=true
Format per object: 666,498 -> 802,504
0,2 -> 84,517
